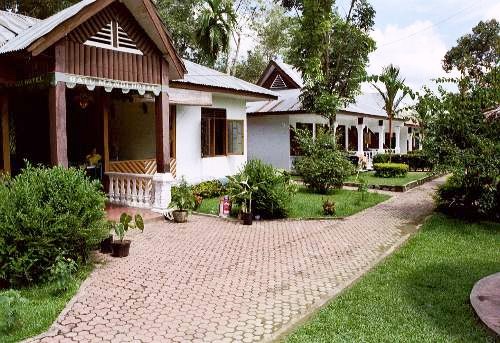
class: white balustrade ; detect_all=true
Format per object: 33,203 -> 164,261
106,172 -> 154,208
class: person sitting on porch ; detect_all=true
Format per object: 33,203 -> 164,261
86,148 -> 102,166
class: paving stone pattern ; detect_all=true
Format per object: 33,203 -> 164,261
28,177 -> 445,343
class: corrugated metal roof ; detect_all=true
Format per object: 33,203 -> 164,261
174,59 -> 277,98
247,89 -> 411,120
0,0 -> 94,54
0,11 -> 40,47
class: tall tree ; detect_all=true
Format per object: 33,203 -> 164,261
443,19 -> 499,89
233,50 -> 267,83
0,0 -> 78,18
287,0 -> 376,131
369,64 -> 412,150
194,0 -> 236,67
156,0 -> 203,60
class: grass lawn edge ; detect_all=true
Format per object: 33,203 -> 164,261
265,213 -> 432,343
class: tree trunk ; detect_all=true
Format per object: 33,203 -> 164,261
230,33 -> 242,76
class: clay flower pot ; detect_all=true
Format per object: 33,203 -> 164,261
100,235 -> 113,254
172,210 -> 188,223
111,240 -> 131,258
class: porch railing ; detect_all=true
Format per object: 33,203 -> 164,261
106,172 -> 154,208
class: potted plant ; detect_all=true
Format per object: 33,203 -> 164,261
170,178 -> 195,223
227,175 -> 259,226
100,221 -> 114,254
111,213 -> 144,258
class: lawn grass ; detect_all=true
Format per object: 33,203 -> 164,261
0,264 -> 92,343
284,214 -> 500,343
197,187 -> 390,218
347,171 -> 430,186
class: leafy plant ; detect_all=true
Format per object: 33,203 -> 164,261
322,199 -> 335,216
373,163 -> 409,178
171,178 -> 196,212
0,290 -> 27,334
192,180 -> 224,198
113,213 -> 144,242
357,177 -> 369,202
47,254 -> 78,294
228,160 -> 297,219
294,129 -> 355,193
226,175 -> 259,214
0,164 -> 108,286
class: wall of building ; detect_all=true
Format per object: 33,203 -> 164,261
175,94 -> 247,183
110,99 -> 156,161
248,114 -> 291,170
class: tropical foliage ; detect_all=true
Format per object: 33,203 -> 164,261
287,0 -> 376,127
367,64 -> 412,149
294,129 -> 355,193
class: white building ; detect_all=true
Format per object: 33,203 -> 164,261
247,61 -> 421,170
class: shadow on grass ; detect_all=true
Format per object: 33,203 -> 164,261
402,258 -> 498,341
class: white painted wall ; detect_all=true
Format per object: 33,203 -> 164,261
175,94 -> 247,183
248,115 -> 290,170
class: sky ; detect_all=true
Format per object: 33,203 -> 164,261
238,0 -> 500,92
355,0 -> 500,91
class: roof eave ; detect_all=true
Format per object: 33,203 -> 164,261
170,81 -> 278,101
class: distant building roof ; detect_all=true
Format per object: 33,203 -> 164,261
171,59 -> 277,100
250,59 -> 413,121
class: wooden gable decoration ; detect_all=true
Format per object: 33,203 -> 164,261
84,21 -> 142,55
270,74 -> 287,89
68,2 -> 157,56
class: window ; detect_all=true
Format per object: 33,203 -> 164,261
201,109 -> 245,157
227,120 -> 244,155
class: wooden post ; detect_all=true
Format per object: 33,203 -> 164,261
155,59 -> 170,173
101,91 -> 110,173
0,94 -> 10,174
49,40 -> 68,167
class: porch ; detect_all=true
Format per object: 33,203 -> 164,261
289,114 -> 422,170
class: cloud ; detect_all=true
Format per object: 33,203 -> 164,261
364,21 -> 452,92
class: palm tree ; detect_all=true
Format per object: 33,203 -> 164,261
194,0 -> 236,66
371,64 -> 411,150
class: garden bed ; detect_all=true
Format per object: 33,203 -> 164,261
344,172 -> 441,192
196,187 -> 390,219
284,214 -> 500,342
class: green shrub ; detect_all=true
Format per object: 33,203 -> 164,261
0,290 -> 26,334
192,180 -> 224,198
294,130 -> 355,194
435,174 -> 499,221
373,152 -> 432,171
0,165 -> 108,286
171,178 -> 196,212
373,153 -> 391,164
373,163 -> 409,178
232,160 -> 297,219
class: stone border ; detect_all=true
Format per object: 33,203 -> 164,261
344,173 -> 444,193
192,211 -> 347,222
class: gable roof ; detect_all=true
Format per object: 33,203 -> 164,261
0,0 -> 186,79
257,60 -> 303,89
171,59 -> 277,101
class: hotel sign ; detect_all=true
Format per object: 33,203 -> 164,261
54,72 -> 164,95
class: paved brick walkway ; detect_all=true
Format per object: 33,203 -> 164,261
28,177 -> 445,343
